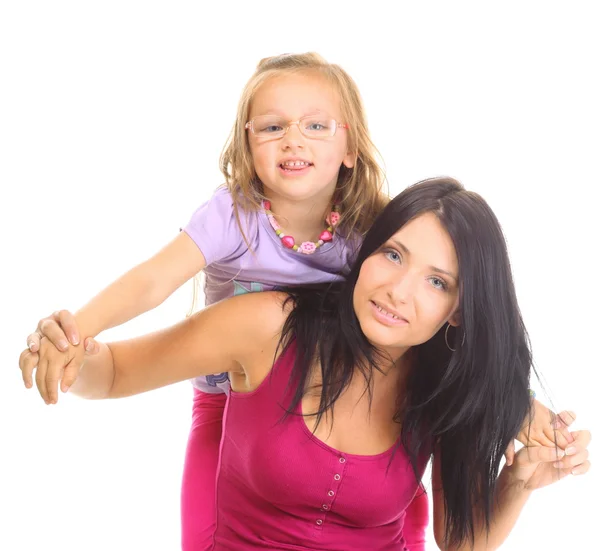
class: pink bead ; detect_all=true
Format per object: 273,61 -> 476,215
263,200 -> 271,211
267,214 -> 280,231
328,212 -> 340,226
299,241 -> 317,254
319,230 -> 333,242
281,235 -> 295,248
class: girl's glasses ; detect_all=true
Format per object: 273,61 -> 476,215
245,115 -> 349,140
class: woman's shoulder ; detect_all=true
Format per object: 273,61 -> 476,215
210,291 -> 292,343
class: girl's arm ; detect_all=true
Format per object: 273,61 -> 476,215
75,232 -> 206,337
29,232 -> 206,350
23,291 -> 288,400
432,431 -> 591,551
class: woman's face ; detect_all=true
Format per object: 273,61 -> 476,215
353,213 -> 461,358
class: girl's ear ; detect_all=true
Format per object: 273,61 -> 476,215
342,150 -> 356,169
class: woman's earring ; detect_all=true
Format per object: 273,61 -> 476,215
444,324 -> 465,352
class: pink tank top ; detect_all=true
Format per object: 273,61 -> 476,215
212,342 -> 430,550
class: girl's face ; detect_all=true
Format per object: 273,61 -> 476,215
353,213 -> 461,359
247,71 -> 354,205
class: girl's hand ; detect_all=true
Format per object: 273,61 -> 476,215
508,430 -> 591,491
520,399 -> 575,448
26,310 -> 81,354
505,403 -> 575,466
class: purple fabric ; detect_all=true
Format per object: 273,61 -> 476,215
183,186 -> 358,392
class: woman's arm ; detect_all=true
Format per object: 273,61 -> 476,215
432,431 -> 591,551
23,292 -> 289,401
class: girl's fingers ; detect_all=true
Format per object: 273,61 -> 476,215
39,318 -> 70,352
26,332 -> 41,353
54,310 -> 80,346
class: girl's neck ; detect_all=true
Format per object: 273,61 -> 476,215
264,192 -> 334,244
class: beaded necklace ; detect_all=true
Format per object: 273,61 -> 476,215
262,200 -> 341,254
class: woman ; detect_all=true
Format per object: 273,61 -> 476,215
21,177 -> 591,550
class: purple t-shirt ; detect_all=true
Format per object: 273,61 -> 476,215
183,186 -> 359,389
184,186 -> 358,304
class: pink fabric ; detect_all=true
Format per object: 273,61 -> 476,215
181,391 -> 227,551
401,488 -> 429,551
209,341 -> 430,550
182,386 -> 429,551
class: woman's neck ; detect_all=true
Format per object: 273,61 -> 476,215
377,345 -> 412,372
264,192 -> 333,244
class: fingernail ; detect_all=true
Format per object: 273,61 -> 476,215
556,449 -> 565,458
25,381 -> 32,389
572,467 -> 583,475
59,340 -> 69,351
72,337 -> 80,346
85,341 -> 93,351
62,385 -> 70,393
553,461 -> 564,468
552,420 -> 563,429
565,446 -> 577,456
28,342 -> 34,352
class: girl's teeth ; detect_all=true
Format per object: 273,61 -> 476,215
283,161 -> 309,167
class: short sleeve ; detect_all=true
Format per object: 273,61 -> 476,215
183,187 -> 247,266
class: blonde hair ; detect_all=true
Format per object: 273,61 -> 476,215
220,52 -> 389,240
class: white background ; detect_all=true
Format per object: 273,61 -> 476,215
1,1 -> 598,549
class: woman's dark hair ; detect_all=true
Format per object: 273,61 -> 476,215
279,177 -> 533,547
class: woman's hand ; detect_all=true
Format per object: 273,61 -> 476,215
20,310 -> 96,403
19,337 -> 86,404
508,429 -> 591,491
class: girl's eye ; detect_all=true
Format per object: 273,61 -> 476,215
263,125 -> 284,133
429,276 -> 448,291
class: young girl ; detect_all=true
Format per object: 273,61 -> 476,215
23,53 -> 569,550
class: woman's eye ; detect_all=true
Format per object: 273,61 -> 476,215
429,277 -> 448,291
384,250 -> 401,263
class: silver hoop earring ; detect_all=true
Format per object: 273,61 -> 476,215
444,324 -> 464,352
